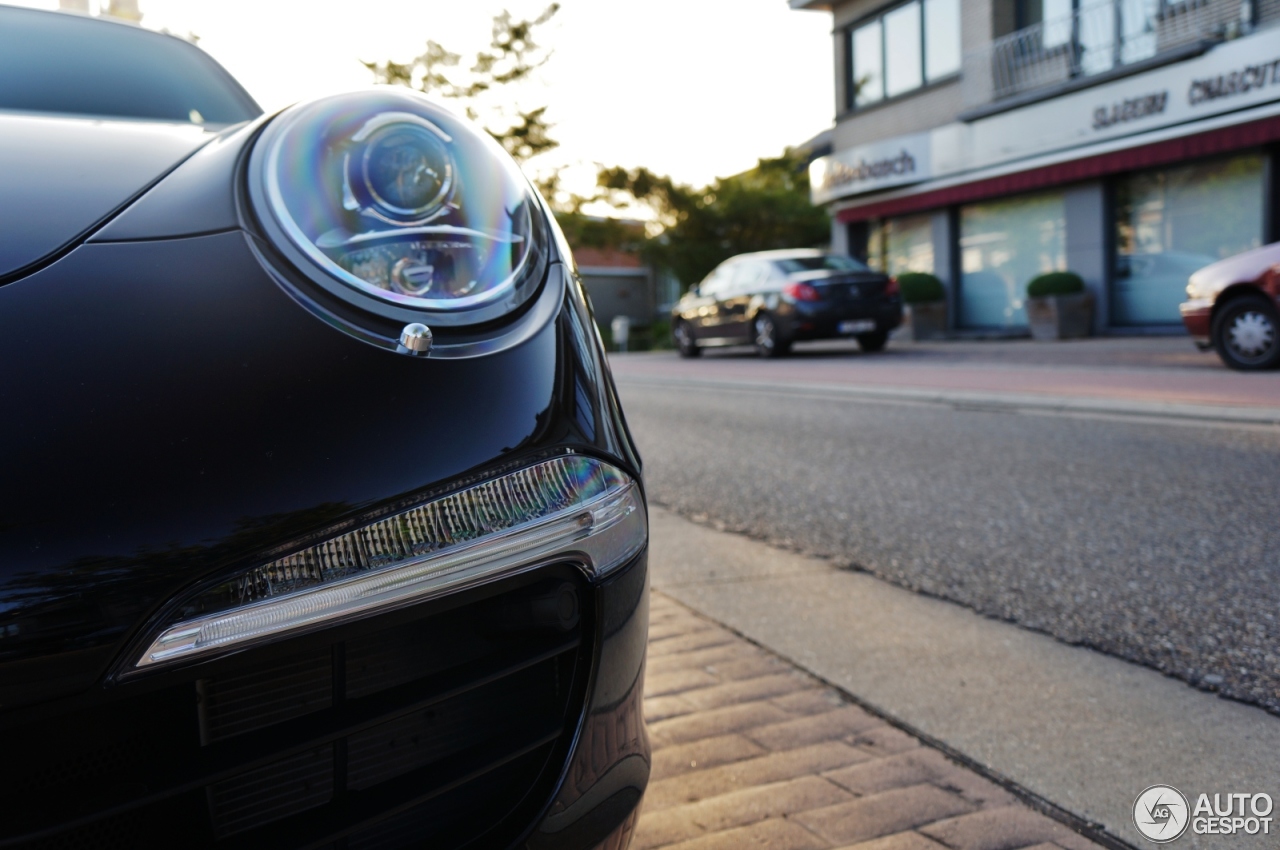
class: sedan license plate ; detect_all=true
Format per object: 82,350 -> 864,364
838,319 -> 876,334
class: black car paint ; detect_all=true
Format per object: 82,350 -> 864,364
0,53 -> 646,850
673,260 -> 902,350
0,112 -> 216,280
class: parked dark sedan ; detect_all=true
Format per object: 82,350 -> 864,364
0,7 -> 647,850
1180,241 -> 1280,370
671,249 -> 902,357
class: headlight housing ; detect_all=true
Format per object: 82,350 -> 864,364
248,89 -> 549,332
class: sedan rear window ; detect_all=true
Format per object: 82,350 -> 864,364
0,7 -> 260,125
776,255 -> 870,273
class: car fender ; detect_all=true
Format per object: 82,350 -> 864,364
1213,282 -> 1278,320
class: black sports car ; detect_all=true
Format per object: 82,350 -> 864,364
0,7 -> 648,849
671,249 -> 903,357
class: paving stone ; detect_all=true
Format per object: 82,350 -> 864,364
649,700 -> 794,747
796,784 -> 976,846
649,628 -> 739,658
770,688 -> 847,716
649,621 -> 712,642
833,830 -> 952,850
646,694 -> 698,723
930,770 -> 1020,810
660,818 -> 830,850
651,734 -> 768,780
746,706 -> 884,751
849,726 -> 922,757
647,644 -> 748,677
645,741 -> 873,812
703,653 -> 792,681
680,673 -> 813,710
824,749 -> 957,797
646,668 -> 721,698
636,597 -> 1096,850
919,807 -> 1100,850
634,776 -> 853,849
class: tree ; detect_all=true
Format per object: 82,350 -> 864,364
596,150 -> 830,288
364,5 -> 560,164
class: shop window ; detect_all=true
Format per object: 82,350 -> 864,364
959,192 -> 1065,328
847,0 -> 960,110
866,214 -> 935,276
1113,154 -> 1264,325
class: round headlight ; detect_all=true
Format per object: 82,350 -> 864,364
248,89 -> 548,329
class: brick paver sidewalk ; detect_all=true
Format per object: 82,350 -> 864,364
631,592 -> 1108,850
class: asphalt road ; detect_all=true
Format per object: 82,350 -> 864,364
614,352 -> 1280,716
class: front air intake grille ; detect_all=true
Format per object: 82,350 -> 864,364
0,567 -> 591,850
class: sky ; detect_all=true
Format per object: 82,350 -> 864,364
12,0 -> 836,198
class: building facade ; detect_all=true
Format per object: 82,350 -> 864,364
794,0 -> 1280,332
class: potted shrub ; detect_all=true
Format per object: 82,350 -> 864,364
898,272 -> 948,340
1026,271 -> 1094,340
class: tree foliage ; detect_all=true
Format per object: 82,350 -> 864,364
596,151 -> 830,288
364,5 -> 561,163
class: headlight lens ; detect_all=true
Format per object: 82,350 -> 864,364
249,90 -> 547,326
134,455 -> 645,669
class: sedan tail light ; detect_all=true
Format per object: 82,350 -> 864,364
783,281 -> 821,302
884,276 -> 900,297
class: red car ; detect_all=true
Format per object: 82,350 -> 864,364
1180,242 -> 1280,370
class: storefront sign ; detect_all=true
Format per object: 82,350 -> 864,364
1092,91 -> 1168,129
810,133 -> 931,204
1189,58 -> 1280,104
818,28 -> 1280,204
975,30 -> 1280,168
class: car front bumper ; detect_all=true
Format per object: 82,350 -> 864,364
1180,297 -> 1213,342
0,226 -> 648,848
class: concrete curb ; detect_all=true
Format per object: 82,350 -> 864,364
614,375 -> 1280,427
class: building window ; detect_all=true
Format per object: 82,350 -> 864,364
852,19 -> 884,105
960,191 -> 1066,328
847,0 -> 961,110
1113,153 -> 1264,326
868,214 -> 936,276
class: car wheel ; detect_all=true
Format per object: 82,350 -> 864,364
856,330 -> 888,353
674,320 -> 701,358
754,313 -> 790,358
1212,294 -> 1280,370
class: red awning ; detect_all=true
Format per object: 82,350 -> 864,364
835,114 -> 1280,223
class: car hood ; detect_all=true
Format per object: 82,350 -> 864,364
0,111 -> 217,280
1187,242 -> 1280,298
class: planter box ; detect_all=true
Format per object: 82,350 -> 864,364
1027,292 -> 1094,340
905,301 -> 948,340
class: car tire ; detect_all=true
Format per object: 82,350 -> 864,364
674,321 -> 701,358
1211,293 -> 1280,371
754,313 -> 790,358
856,330 -> 889,353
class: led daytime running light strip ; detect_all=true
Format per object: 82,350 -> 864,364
136,456 -> 644,668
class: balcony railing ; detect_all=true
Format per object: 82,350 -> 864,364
962,0 -> 1253,107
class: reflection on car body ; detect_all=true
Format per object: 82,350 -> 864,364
0,7 -> 648,849
671,249 -> 903,358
